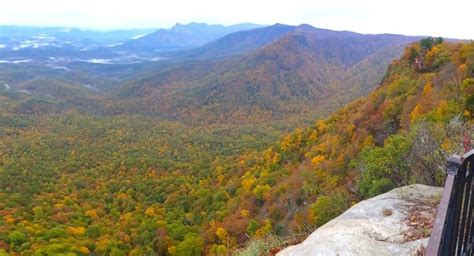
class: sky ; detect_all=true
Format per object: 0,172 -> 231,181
0,0 -> 473,39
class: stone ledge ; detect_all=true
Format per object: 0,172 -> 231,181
277,184 -> 443,256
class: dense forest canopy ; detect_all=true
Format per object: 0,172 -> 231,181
0,36 -> 473,255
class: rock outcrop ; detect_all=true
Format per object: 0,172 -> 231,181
277,184 -> 443,256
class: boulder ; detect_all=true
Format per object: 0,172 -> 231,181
277,184 -> 443,256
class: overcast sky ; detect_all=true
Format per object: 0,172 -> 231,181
0,0 -> 472,39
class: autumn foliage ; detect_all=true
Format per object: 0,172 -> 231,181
0,39 -> 473,255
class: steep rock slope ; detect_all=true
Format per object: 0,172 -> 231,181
277,184 -> 442,256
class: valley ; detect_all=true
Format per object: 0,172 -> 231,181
0,22 -> 472,255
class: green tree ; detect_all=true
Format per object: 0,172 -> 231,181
246,219 -> 259,236
8,231 -> 27,246
175,234 -> 204,256
353,134 -> 412,198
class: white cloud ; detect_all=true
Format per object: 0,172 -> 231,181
0,0 -> 472,39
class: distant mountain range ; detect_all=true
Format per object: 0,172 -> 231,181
0,23 -> 264,66
0,22 -> 423,125
0,26 -> 156,49
117,22 -> 263,52
164,23 -> 295,59
114,24 -> 421,123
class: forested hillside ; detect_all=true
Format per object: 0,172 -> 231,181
233,38 -> 474,253
115,25 -> 419,125
0,36 -> 472,255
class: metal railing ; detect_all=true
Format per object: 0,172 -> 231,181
427,150 -> 474,256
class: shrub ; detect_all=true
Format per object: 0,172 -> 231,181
309,193 -> 349,227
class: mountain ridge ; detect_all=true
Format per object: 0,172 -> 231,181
117,22 -> 263,52
113,24 -> 421,125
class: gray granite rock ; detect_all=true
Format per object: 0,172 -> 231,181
278,184 -> 443,256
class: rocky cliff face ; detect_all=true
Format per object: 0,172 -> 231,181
277,184 -> 443,256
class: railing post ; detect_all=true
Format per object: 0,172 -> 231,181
426,155 -> 461,256
426,150 -> 474,256
451,154 -> 467,256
